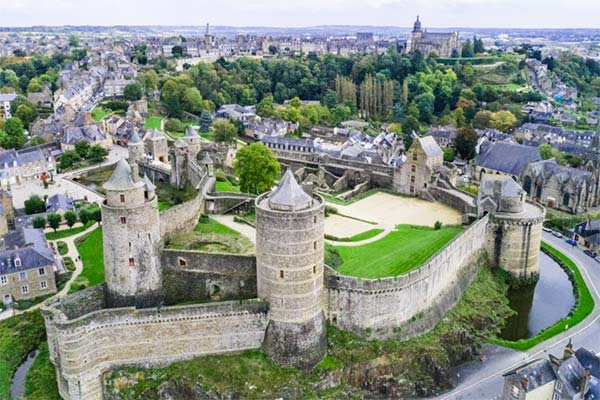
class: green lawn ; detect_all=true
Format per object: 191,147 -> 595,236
194,217 -> 240,236
0,311 -> 47,400
215,180 -> 241,193
145,116 -> 163,130
45,222 -> 95,240
334,225 -> 463,279
23,342 -> 60,400
490,242 -> 594,351
70,228 -> 104,293
91,106 -> 109,122
200,131 -> 215,142
325,229 -> 384,242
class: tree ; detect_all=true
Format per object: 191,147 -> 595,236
68,34 -> 79,47
75,141 -> 90,158
256,94 -> 275,117
14,104 -> 37,126
164,118 -> 183,132
234,143 -> 281,195
539,144 -> 554,160
473,36 -> 485,54
0,117 -> 26,149
199,109 -> 213,132
24,195 -> 46,215
32,216 -> 46,229
490,110 -> 517,132
461,39 -> 475,58
90,208 -> 102,224
473,110 -> 493,129
71,48 -> 87,61
64,210 -> 77,228
443,147 -> 456,162
87,145 -> 107,162
454,127 -> 478,160
213,120 -> 238,143
26,77 -> 43,93
59,150 -> 81,170
123,82 -> 143,101
79,208 -> 91,225
142,70 -> 159,91
47,213 -> 62,232
171,46 -> 184,58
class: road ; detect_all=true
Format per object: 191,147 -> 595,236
437,232 -> 600,399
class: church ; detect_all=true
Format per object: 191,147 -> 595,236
404,16 -> 461,58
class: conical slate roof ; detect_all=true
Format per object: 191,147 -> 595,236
142,173 -> 156,191
103,158 -> 144,191
128,129 -> 142,144
200,151 -> 213,165
185,125 -> 198,138
268,169 -> 312,211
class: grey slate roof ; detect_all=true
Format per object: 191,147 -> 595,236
475,142 -> 541,176
200,152 -> 213,165
103,158 -> 144,191
128,129 -> 142,144
46,194 -> 75,213
184,125 -> 198,137
63,125 -> 106,146
142,174 -> 156,191
418,135 -> 443,158
268,170 -> 312,211
526,158 -> 591,186
502,359 -> 557,393
480,174 -> 524,198
0,228 -> 54,275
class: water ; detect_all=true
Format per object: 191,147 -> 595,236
10,350 -> 39,400
499,251 -> 575,341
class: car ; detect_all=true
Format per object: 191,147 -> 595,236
595,256 -> 600,264
552,231 -> 563,238
565,238 -> 577,246
542,226 -> 552,232
584,249 -> 598,258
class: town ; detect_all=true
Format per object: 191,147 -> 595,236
1,6 -> 600,400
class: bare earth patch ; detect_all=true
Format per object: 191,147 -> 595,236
325,214 -> 375,238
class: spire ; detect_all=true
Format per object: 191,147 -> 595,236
413,15 -> 422,33
104,158 -> 143,191
268,169 -> 312,211
184,125 -> 198,138
128,129 -> 142,144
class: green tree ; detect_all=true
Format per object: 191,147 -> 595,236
47,213 -> 62,232
473,110 -> 493,129
24,195 -> 46,215
14,104 -> 37,126
234,143 -> 281,195
256,94 -> 275,117
171,46 -> 184,58
87,145 -> 107,162
199,109 -> 213,132
213,120 -> 238,143
32,216 -> 46,229
123,82 -> 144,101
79,208 -> 91,225
26,77 -> 43,93
443,147 -> 456,162
164,118 -> 183,132
454,127 -> 478,160
539,144 -> 553,160
142,70 -> 159,91
0,117 -> 26,149
461,39 -> 475,58
90,208 -> 102,223
64,210 -> 77,228
68,34 -> 79,47
72,48 -> 87,61
75,141 -> 90,158
59,150 -> 81,170
490,110 -> 517,132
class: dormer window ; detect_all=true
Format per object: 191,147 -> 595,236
14,257 -> 21,268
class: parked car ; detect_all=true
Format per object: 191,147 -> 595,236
542,226 -> 552,232
552,231 -> 563,238
595,256 -> 600,264
565,238 -> 577,246
584,249 -> 597,258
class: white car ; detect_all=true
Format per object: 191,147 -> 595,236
542,226 -> 552,232
551,231 -> 563,238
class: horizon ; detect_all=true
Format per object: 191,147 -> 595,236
1,0 -> 599,30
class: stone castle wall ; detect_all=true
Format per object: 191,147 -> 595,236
162,249 -> 257,305
325,215 -> 489,338
42,290 -> 269,400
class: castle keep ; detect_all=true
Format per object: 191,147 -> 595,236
42,134 -> 544,399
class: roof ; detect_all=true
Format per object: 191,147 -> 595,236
128,129 -> 142,144
0,247 -> 54,275
417,135 -> 443,158
145,129 -> 166,141
184,125 -> 198,138
475,142 -> 541,176
503,358 -> 557,393
0,93 -> 17,102
268,170 -> 312,211
141,174 -> 156,192
480,174 -> 524,198
525,159 -> 591,186
46,194 -> 75,213
63,125 -> 106,146
200,152 -> 213,165
103,158 -> 144,191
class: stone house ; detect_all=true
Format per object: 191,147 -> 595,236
61,125 -> 112,152
0,148 -> 55,187
427,125 -> 457,148
393,134 -> 443,195
45,194 -> 75,214
0,228 -> 58,305
573,220 -> 600,253
143,129 -> 169,163
27,85 -> 53,107
473,141 -> 541,182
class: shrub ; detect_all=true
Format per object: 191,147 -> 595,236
24,195 -> 46,215
164,118 -> 183,132
215,169 -> 227,182
434,221 -> 443,230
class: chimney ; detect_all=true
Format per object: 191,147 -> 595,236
563,338 -> 575,360
581,369 -> 591,397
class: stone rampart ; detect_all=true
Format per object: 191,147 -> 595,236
429,186 -> 477,215
42,294 -> 269,400
325,215 -> 489,338
162,249 -> 257,304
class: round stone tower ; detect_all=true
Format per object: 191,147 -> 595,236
127,129 -> 144,164
182,125 -> 202,159
101,158 -> 163,308
255,169 -> 327,369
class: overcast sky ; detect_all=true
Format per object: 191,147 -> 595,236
0,0 -> 599,28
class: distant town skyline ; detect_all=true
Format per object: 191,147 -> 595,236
0,0 -> 599,29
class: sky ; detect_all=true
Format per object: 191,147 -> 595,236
0,0 -> 599,29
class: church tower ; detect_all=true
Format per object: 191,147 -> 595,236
101,158 -> 162,308
255,170 -> 327,369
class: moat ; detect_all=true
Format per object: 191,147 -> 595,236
500,251 -> 575,341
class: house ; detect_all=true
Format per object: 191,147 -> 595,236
427,125 -> 457,148
261,136 -> 315,153
502,341 -> 600,400
27,86 -> 53,107
62,125 -> 112,151
0,92 -> 17,119
473,141 -> 541,181
215,104 -> 256,123
46,194 -> 75,213
0,228 -> 58,305
0,148 -> 55,187
574,220 -> 600,253
393,134 -> 443,195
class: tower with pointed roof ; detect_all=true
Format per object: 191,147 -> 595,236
182,125 -> 202,159
127,129 -> 144,164
255,169 -> 327,369
101,158 -> 162,308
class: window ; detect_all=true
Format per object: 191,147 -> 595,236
120,216 -> 127,224
413,153 -> 418,161
14,258 -> 21,267
552,393 -> 560,400
178,258 -> 187,267
411,165 -> 416,173
279,270 -> 284,279
0,275 -> 6,285
314,216 -> 317,223
511,386 -> 519,397
313,265 -> 316,274
410,175 -> 415,183
21,285 -> 28,294
19,272 -> 26,281
313,241 -> 317,250
128,258 -> 135,267
38,268 -> 45,276
40,280 -> 47,289
120,194 -> 125,203
556,381 -> 563,392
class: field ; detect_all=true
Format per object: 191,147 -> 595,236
70,228 -> 104,292
334,224 -> 463,279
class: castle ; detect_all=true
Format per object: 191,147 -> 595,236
41,131 -> 543,399
404,16 -> 461,58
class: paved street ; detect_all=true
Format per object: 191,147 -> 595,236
436,232 -> 600,399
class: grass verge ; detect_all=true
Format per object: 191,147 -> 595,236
325,228 -> 384,242
45,222 -> 95,240
490,242 -> 594,351
70,227 -> 104,293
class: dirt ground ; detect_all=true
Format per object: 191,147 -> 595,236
324,214 -> 377,238
328,192 -> 463,230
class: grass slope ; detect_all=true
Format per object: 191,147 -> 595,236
335,224 -> 463,279
144,116 -> 163,130
23,343 -> 60,400
491,242 -> 594,351
325,228 -> 384,242
215,180 -> 241,193
70,227 -> 104,293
